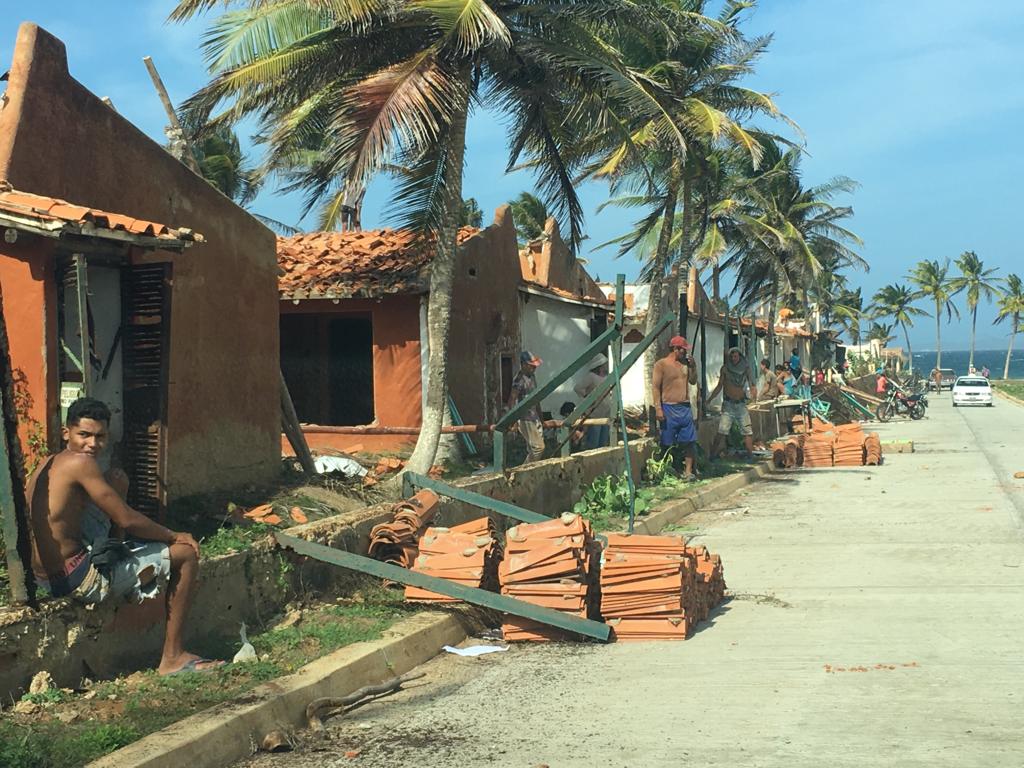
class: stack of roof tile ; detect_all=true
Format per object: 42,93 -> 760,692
499,513 -> 598,641
405,517 -> 502,602
864,432 -> 883,465
368,490 -> 441,577
769,435 -> 804,468
833,423 -> 867,466
600,534 -> 692,640
686,544 -> 726,621
801,429 -> 834,468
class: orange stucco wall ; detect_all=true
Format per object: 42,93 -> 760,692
0,23 -> 279,498
280,294 -> 422,453
448,206 -> 522,436
0,237 -> 55,468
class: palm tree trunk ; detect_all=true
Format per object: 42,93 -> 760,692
642,171 -> 680,407
1005,318 -> 1017,380
903,321 -> 913,374
712,264 -> 721,303
767,286 -> 778,368
405,107 -> 468,475
666,174 -> 694,320
934,298 -> 942,370
969,305 -> 977,368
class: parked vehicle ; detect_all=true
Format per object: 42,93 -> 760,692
951,376 -> 993,407
927,368 -> 957,392
876,383 -> 927,422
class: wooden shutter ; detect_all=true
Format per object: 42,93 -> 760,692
121,263 -> 170,517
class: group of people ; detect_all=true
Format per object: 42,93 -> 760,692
505,340 -> 838,478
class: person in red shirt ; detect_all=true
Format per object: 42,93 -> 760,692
875,369 -> 889,395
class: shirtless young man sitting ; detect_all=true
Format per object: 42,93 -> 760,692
652,336 -> 699,480
28,397 -> 222,675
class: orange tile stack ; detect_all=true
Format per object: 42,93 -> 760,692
600,533 -> 692,640
404,517 -> 502,602
368,490 -> 441,574
864,432 -> 883,465
499,513 -> 598,641
599,534 -> 728,641
801,429 -> 834,468
686,544 -> 727,621
833,423 -> 867,466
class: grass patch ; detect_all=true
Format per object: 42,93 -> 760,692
995,380 -> 1024,401
198,522 -> 278,558
0,581 -> 412,768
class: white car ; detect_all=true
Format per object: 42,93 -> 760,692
951,376 -> 993,407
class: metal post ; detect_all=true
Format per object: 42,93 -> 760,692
699,298 -> 708,419
610,275 -> 625,447
73,254 -> 91,396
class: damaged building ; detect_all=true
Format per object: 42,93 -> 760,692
278,206 -> 612,454
0,23 -> 281,509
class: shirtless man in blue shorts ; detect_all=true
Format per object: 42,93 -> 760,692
27,398 -> 222,675
652,336 -> 699,480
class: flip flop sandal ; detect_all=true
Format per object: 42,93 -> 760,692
163,658 -> 226,676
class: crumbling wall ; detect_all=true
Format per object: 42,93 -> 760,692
0,439 -> 654,700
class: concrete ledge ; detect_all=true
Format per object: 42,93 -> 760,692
89,612 -> 467,768
634,462 -> 773,535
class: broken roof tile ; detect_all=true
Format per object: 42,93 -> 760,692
277,227 -> 480,300
0,183 -> 203,245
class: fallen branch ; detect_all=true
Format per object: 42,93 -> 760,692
305,671 -> 426,731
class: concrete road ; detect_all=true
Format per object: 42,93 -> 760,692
241,395 -> 1024,768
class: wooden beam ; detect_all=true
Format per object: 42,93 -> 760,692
281,370 -> 317,476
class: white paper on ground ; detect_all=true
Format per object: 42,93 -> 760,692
314,455 -> 368,477
443,644 -> 509,657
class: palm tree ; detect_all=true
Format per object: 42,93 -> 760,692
459,198 -> 483,228
508,191 -> 549,245
583,3 -> 783,391
193,125 -> 259,204
173,0 -> 664,473
726,142 -> 863,365
996,274 -> 1024,380
907,259 -> 960,370
950,251 -> 1000,369
869,284 -> 927,374
833,287 -> 864,346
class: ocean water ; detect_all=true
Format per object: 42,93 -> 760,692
910,348 -> 1024,379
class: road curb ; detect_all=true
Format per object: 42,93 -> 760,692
93,465 -> 774,767
995,388 -> 1024,408
89,612 -> 467,768
634,462 -> 773,535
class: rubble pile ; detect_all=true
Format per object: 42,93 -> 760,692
405,517 -> 502,602
600,533 -> 727,640
498,513 -> 599,641
368,490 -> 441,574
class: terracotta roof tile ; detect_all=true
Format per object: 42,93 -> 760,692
0,184 -> 202,245
278,227 -> 479,300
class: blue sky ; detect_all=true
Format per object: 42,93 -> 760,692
2,1 -> 1021,349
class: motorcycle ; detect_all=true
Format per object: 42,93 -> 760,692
876,382 -> 927,422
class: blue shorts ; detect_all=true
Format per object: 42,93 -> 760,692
660,402 -> 696,446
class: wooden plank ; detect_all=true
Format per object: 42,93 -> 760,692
74,253 -> 91,396
275,533 -> 611,642
281,369 -> 317,476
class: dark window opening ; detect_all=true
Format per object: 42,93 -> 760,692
281,313 -> 374,426
468,267 -> 477,277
